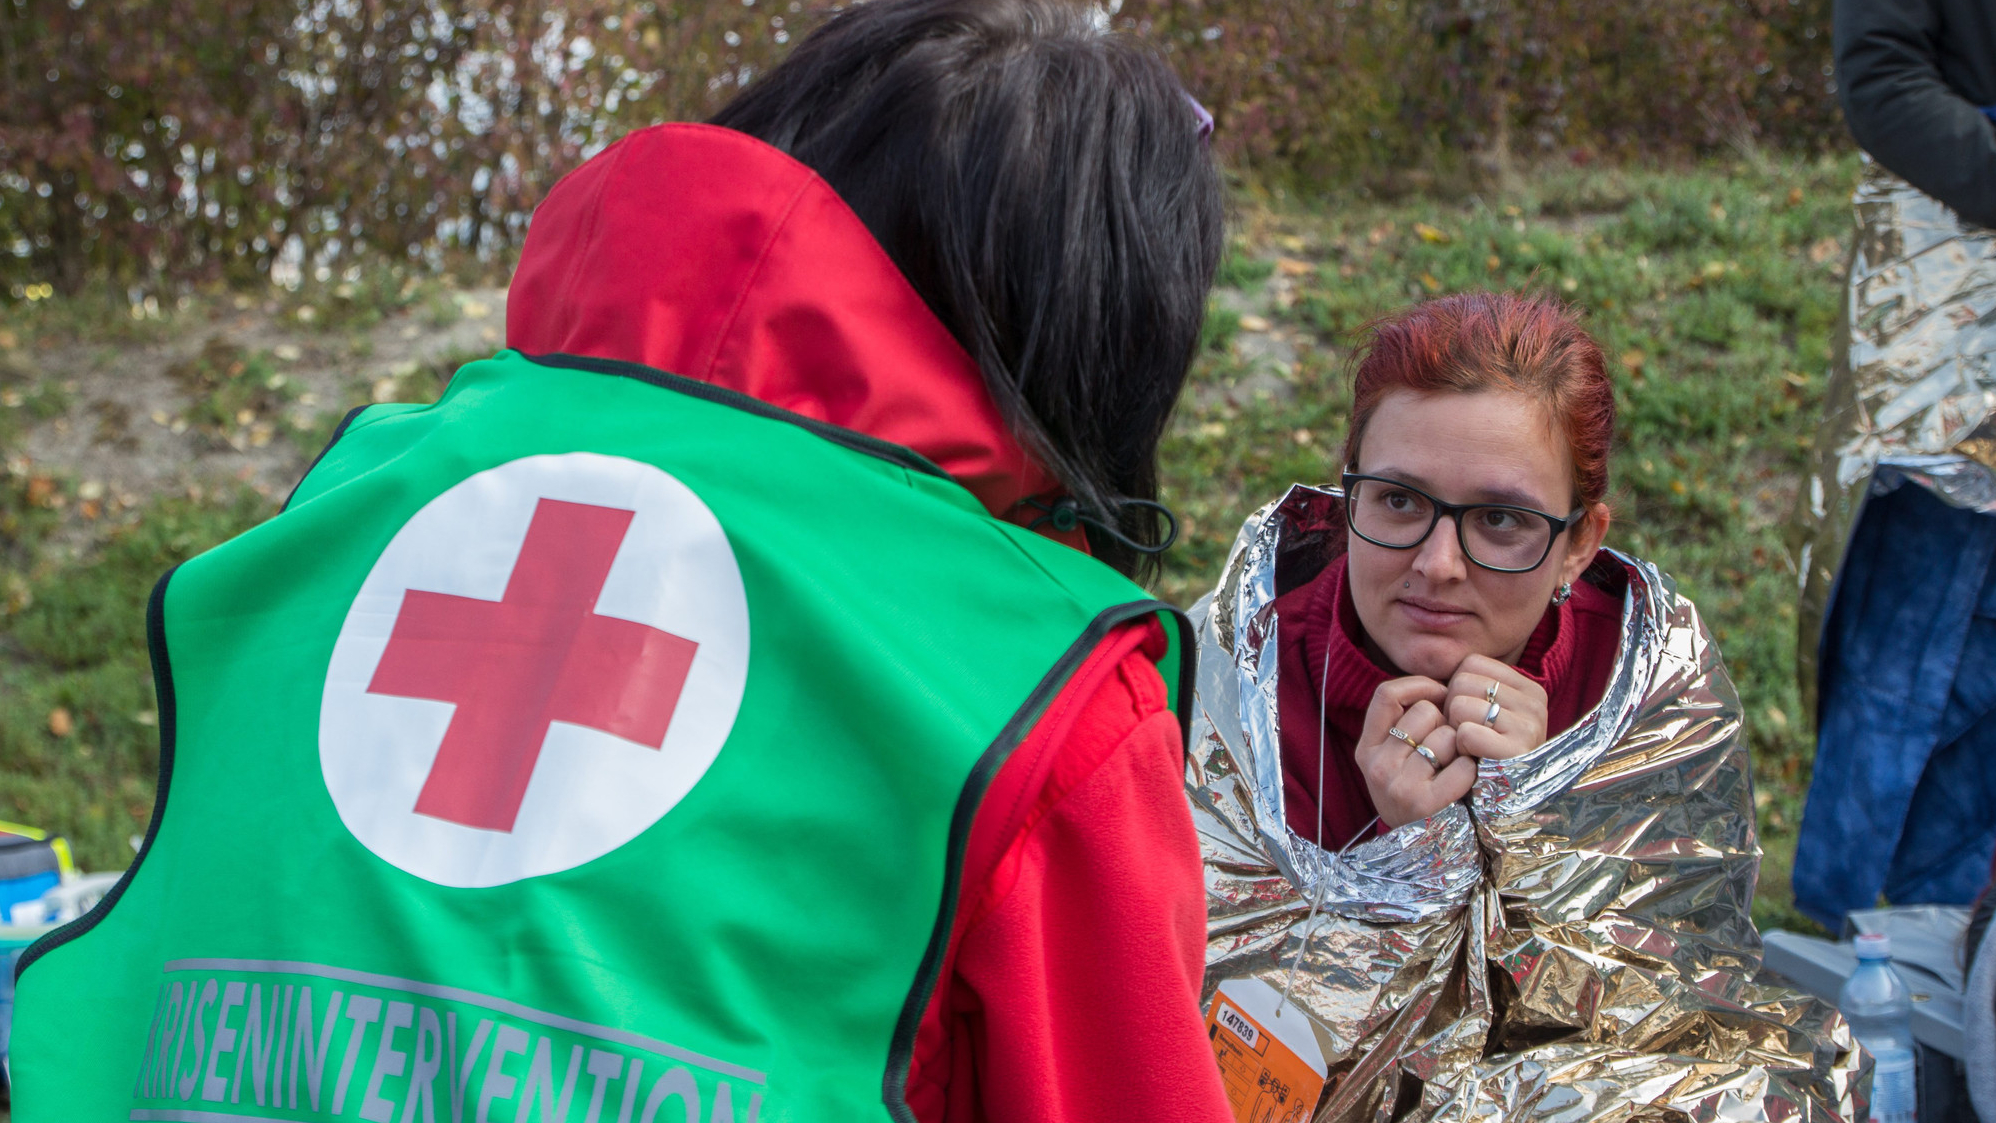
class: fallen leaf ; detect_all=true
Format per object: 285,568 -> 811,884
1621,350 -> 1646,370
0,329 -> 16,350
1782,371 -> 1810,388
1294,429 -> 1315,445
26,476 -> 55,506
235,408 -> 256,426
1561,276 -> 1579,292
1787,187 -> 1804,207
1275,257 -> 1312,277
48,708 -> 73,737
1709,203 -> 1727,222
460,299 -> 491,319
80,499 -> 100,520
273,343 -> 302,362
1419,272 -> 1442,292
1808,237 -> 1842,265
1413,222 -> 1450,244
1238,314 -> 1272,332
372,377 -> 400,403
1485,255 -> 1501,272
150,409 -> 170,426
78,479 -> 104,501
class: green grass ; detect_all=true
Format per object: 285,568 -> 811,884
0,154 -> 1858,947
1167,153 -> 1862,934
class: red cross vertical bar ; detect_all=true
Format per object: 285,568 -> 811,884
367,498 -> 700,832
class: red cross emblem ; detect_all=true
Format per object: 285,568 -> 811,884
366,498 -> 700,833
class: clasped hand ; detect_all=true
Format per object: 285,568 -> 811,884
1354,654 -> 1549,830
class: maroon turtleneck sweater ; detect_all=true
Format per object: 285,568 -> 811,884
1275,554 -> 1624,847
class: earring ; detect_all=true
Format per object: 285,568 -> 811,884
1551,582 -> 1573,606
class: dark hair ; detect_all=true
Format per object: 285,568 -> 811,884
711,0 -> 1224,579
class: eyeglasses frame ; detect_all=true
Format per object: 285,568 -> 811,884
1340,471 -> 1586,574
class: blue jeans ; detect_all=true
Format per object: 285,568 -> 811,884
1795,479 -> 1996,929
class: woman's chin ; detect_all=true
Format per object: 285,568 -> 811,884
1379,634 -> 1475,681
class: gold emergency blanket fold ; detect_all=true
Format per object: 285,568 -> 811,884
1190,485 -> 1866,1123
1794,163 -> 1996,707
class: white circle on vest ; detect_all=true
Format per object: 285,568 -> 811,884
320,452 -> 750,888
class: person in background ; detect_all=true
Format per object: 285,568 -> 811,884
1789,0 -> 1996,931
9,3 -> 1235,1121
1836,0 -> 1996,227
1189,293 -> 1862,1123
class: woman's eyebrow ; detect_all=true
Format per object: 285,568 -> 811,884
1364,468 -> 1552,510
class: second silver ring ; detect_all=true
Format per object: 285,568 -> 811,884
1484,700 -> 1502,725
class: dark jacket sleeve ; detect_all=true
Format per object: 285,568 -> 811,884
1836,0 -> 1996,227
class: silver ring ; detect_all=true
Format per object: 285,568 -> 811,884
1412,742 -> 1440,769
1387,726 -> 1418,747
1484,700 -> 1502,726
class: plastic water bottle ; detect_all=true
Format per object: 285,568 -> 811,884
1839,933 -> 1918,1123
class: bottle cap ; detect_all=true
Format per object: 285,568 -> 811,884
1853,932 -> 1892,960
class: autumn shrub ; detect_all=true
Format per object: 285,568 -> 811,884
0,0 -> 791,293
1121,0 -> 1841,183
1,0 -> 1842,296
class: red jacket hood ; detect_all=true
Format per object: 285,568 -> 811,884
507,123 -> 1068,531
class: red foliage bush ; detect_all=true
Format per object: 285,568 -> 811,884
0,0 -> 789,292
1122,0 -> 1841,180
0,0 -> 1841,294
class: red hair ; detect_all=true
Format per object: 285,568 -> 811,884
1341,291 -> 1615,507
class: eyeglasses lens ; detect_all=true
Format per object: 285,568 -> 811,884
1348,481 -> 1551,570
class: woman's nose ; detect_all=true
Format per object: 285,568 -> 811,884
1413,518 -> 1470,581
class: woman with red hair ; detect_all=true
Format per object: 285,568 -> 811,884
1188,293 -> 1862,1123
1275,292 -> 1618,840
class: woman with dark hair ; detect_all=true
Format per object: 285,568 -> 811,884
7,3 -> 1233,1122
1188,294 -> 1863,1123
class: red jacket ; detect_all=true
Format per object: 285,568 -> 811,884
507,123 -> 1233,1123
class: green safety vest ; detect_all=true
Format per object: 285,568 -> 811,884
11,350 -> 1189,1122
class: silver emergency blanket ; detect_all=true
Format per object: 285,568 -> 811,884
1190,485 -> 1867,1123
1794,163 -> 1996,702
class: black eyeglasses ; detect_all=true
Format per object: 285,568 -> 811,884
1341,472 -> 1584,574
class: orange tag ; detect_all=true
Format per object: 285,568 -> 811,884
1206,978 -> 1329,1123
